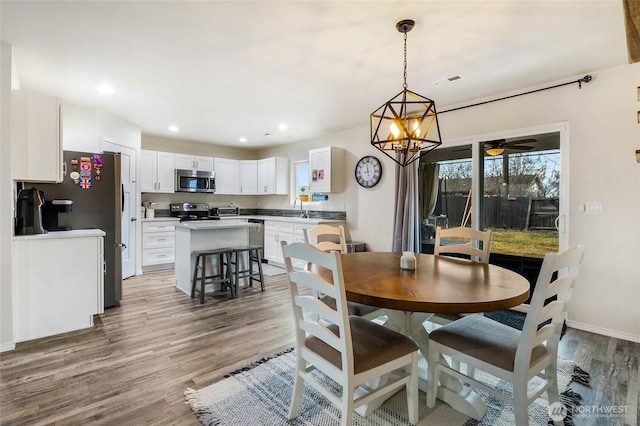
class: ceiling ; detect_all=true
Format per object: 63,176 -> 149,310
0,1 -> 629,149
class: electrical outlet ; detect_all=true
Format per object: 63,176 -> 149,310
585,202 -> 603,214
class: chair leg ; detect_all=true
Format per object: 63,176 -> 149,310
407,352 -> 419,425
226,252 -> 235,297
190,255 -> 200,299
426,343 -> 438,408
341,382 -> 354,426
287,357 -> 305,420
255,248 -> 265,291
199,257 -> 206,304
513,377 -> 529,426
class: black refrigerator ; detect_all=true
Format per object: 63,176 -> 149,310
31,151 -> 123,308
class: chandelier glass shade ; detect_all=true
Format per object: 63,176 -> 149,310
370,19 -> 442,167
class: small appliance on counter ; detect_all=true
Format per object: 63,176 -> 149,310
210,206 -> 240,217
170,203 -> 220,222
15,187 -> 47,235
42,199 -> 74,231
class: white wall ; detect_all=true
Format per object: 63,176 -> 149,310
64,104 -> 141,153
260,63 -> 640,342
438,63 -> 640,342
1,43 -> 15,351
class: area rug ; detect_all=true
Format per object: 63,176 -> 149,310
185,349 -> 581,426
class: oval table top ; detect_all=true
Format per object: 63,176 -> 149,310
321,252 -> 530,314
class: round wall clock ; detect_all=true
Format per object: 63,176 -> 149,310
355,156 -> 382,188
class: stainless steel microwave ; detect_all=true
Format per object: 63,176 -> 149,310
175,169 -> 216,193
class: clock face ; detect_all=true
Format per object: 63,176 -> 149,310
355,156 -> 382,188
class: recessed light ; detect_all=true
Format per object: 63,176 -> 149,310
169,125 -> 179,132
97,83 -> 114,95
278,123 -> 288,131
239,137 -> 247,143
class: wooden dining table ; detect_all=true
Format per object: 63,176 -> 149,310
317,251 -> 530,420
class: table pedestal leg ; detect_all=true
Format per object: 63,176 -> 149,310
354,310 -> 487,421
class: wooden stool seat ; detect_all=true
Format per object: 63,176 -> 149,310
228,245 -> 265,293
191,248 -> 234,304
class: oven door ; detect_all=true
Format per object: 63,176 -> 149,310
175,169 -> 215,193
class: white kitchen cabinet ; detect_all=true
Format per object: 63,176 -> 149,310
264,220 -> 294,265
142,219 -> 178,271
239,160 -> 258,194
213,157 -> 240,194
309,146 -> 344,193
12,231 -> 104,342
11,89 -> 63,182
140,150 -> 175,193
175,154 -> 213,171
257,157 -> 289,195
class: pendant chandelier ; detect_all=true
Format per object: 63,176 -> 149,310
370,19 -> 442,167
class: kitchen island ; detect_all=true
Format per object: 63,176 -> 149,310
174,220 -> 258,295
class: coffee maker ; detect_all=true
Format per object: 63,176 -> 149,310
42,199 -> 74,231
15,188 -> 47,235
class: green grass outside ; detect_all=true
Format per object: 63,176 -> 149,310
489,230 -> 559,258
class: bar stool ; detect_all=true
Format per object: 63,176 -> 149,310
228,245 -> 265,293
191,248 -> 234,304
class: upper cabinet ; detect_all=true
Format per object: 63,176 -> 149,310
239,160 -> 258,194
213,157 -> 240,194
174,154 -> 213,172
140,150 -> 175,193
257,157 -> 289,195
309,146 -> 344,193
11,89 -> 63,182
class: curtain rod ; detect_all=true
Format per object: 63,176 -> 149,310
439,75 -> 592,114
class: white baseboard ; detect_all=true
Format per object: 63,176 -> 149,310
0,341 -> 16,352
565,320 -> 640,343
500,305 -> 639,343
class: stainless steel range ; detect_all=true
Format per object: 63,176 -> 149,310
170,203 -> 220,222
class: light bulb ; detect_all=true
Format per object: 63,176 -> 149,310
412,120 -> 420,137
390,122 -> 400,138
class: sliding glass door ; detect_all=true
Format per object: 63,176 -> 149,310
419,128 -> 566,273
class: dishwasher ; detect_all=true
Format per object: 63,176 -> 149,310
248,218 -> 265,261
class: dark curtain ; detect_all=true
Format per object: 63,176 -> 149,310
624,0 -> 640,63
418,161 -> 440,222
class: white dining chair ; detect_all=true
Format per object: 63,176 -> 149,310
434,226 -> 493,263
281,241 -> 420,426
426,245 -> 586,426
303,224 -> 382,320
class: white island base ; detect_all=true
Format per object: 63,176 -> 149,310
174,220 -> 257,295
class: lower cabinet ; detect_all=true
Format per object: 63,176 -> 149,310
12,231 -> 104,342
142,219 -> 178,271
264,221 -> 295,265
264,221 -> 315,268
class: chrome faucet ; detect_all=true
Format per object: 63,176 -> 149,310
294,196 -> 308,218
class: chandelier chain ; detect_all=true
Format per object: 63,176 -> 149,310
403,31 -> 408,89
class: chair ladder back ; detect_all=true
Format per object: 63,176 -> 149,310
516,246 -> 586,370
281,241 -> 354,373
435,226 -> 493,263
303,224 -> 347,254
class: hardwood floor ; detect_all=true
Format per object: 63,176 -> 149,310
1,269 -> 638,425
